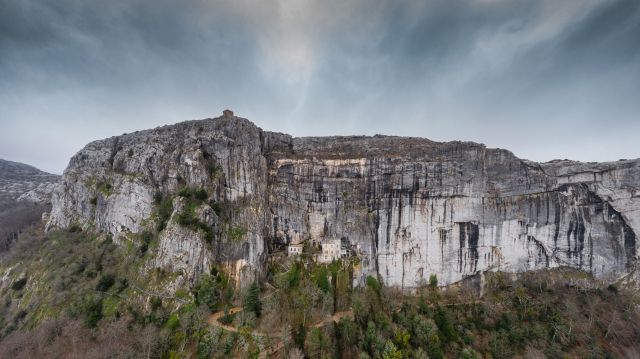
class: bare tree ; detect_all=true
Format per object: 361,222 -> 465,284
288,347 -> 304,359
138,325 -> 160,359
64,319 -> 88,358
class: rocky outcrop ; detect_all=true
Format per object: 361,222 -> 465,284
0,159 -> 59,247
0,159 -> 60,204
47,118 -> 269,287
47,116 -> 640,289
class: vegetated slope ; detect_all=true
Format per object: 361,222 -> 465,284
0,158 -> 60,252
0,222 -> 215,357
0,220 -> 639,359
45,115 -> 640,293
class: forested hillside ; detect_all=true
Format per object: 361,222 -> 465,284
1,221 -> 639,358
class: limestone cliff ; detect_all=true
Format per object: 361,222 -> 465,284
47,118 -> 268,287
47,116 -> 640,289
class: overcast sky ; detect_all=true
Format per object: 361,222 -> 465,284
1,0 -> 639,174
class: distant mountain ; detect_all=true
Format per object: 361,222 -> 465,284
0,159 -> 60,251
0,159 -> 60,203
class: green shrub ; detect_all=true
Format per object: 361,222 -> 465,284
294,323 -> 307,348
13,310 -> 27,323
84,298 -> 103,327
173,188 -> 216,243
153,192 -> 163,205
90,197 -> 97,205
429,274 -> 438,287
166,314 -> 180,330
315,267 -> 331,293
140,231 -> 153,244
155,197 -> 173,232
366,275 -> 380,293
288,263 -> 300,287
150,297 -> 163,311
434,307 -> 457,342
222,332 -> 236,356
203,154 -> 220,179
96,179 -> 113,196
194,187 -> 208,201
113,278 -> 128,293
329,258 -> 343,277
139,231 -> 154,255
96,274 -> 115,292
176,207 -> 215,243
178,186 -> 191,197
229,225 -> 247,241
210,201 -> 222,217
11,277 -> 27,291
220,304 -> 232,325
426,336 -> 444,359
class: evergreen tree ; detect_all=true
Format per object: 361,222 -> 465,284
220,304 -> 232,325
315,267 -> 331,294
429,274 -> 438,287
245,280 -> 262,317
197,273 -> 217,309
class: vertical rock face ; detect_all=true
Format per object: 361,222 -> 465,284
264,135 -> 640,288
47,117 -> 269,286
47,117 -> 640,289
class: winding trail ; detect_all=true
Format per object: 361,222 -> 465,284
206,294 -> 476,357
207,308 -> 354,358
206,307 -> 245,332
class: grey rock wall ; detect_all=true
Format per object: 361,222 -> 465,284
47,117 -> 269,287
47,117 -> 640,289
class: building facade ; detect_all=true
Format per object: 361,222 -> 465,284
288,243 -> 304,256
319,238 -> 341,263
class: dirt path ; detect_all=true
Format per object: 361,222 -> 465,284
313,310 -> 354,328
205,287 -> 359,358
258,310 -> 354,358
208,297 -> 473,357
206,307 -> 244,332
207,307 -> 354,358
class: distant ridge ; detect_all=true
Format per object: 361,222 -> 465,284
0,159 -> 60,181
0,159 -> 60,203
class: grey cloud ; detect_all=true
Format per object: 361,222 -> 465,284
1,0 -> 639,173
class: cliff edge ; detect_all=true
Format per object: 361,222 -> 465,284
46,115 -> 640,289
